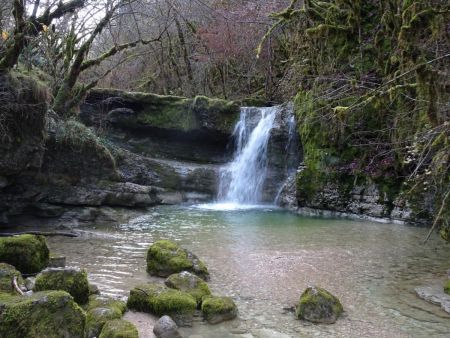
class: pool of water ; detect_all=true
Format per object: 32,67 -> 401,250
45,205 -> 450,337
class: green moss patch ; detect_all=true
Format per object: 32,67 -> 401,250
99,319 -> 138,338
34,268 -> 90,305
0,290 -> 86,338
165,271 -> 211,305
444,281 -> 450,295
0,235 -> 49,274
127,283 -> 196,325
296,286 -> 343,324
0,263 -> 23,294
146,240 -> 209,279
201,296 -> 238,324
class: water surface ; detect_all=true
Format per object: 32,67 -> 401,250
46,206 -> 450,337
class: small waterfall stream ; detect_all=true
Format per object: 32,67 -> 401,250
218,106 -> 279,205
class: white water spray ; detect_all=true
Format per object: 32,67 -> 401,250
218,106 -> 278,204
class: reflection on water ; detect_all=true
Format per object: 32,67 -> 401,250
46,206 -> 450,337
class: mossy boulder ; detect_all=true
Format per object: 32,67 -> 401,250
0,290 -> 86,338
146,240 -> 209,279
201,296 -> 238,324
0,235 -> 49,274
85,295 -> 127,338
444,281 -> 450,295
0,263 -> 24,294
127,283 -> 196,326
34,267 -> 90,304
165,271 -> 211,305
295,286 -> 343,324
99,319 -> 138,338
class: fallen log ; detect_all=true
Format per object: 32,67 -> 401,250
12,276 -> 24,296
0,231 -> 79,238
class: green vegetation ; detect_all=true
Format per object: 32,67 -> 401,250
0,263 -> 23,294
0,291 -> 86,338
146,240 -> 209,279
165,271 -> 211,305
98,319 -> 138,338
34,268 -> 90,305
444,281 -> 450,295
201,296 -> 238,324
0,235 -> 49,274
295,286 -> 343,324
127,283 -> 196,319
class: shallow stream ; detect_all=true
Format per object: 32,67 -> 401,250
46,205 -> 450,337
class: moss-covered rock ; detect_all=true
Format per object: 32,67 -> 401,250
0,290 -> 86,338
127,283 -> 196,326
201,296 -> 238,324
85,295 -> 127,337
147,240 -> 209,279
295,286 -> 343,324
444,281 -> 450,295
34,267 -> 89,304
0,263 -> 24,294
99,319 -> 138,338
165,271 -> 211,305
0,235 -> 49,274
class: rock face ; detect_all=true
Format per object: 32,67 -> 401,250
165,271 -> 211,305
147,240 -> 209,279
0,263 -> 24,294
295,286 -> 343,324
201,296 -> 238,324
0,290 -> 86,338
0,235 -> 49,274
127,283 -> 196,326
99,319 -> 138,338
153,315 -> 182,338
34,267 -> 90,305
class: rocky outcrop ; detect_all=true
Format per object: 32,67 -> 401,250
165,271 -> 211,305
201,296 -> 238,324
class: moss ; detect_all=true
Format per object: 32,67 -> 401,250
99,319 -> 138,338
87,295 -> 127,314
127,283 -> 196,319
0,235 -> 49,274
444,280 -> 450,295
201,296 -> 237,324
0,290 -> 86,338
146,240 -> 209,279
86,307 -> 123,338
34,268 -> 90,305
295,286 -> 343,324
0,263 -> 24,294
165,271 -> 211,305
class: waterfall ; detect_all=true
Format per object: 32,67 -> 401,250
218,106 -> 278,204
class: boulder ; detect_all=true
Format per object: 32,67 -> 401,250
0,234 -> 49,274
0,290 -> 86,338
146,240 -> 209,279
165,271 -> 211,305
48,255 -> 66,268
0,263 -> 24,294
85,295 -> 127,337
153,315 -> 182,338
201,296 -> 238,324
127,283 -> 196,326
34,267 -> 89,304
295,286 -> 343,324
99,319 -> 138,338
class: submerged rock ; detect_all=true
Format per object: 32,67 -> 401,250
165,271 -> 211,305
295,286 -> 343,324
415,285 -> 450,314
85,295 -> 127,337
445,281 -> 450,295
88,295 -> 127,314
34,267 -> 90,305
0,263 -> 24,294
153,315 -> 182,338
0,290 -> 86,338
146,240 -> 209,279
201,296 -> 238,324
99,319 -> 138,338
127,283 -> 196,326
48,255 -> 66,268
0,234 -> 49,274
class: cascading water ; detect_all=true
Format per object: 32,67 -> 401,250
217,106 -> 278,205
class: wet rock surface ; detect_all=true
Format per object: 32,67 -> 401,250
153,315 -> 182,338
415,285 -> 450,314
295,286 -> 343,324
